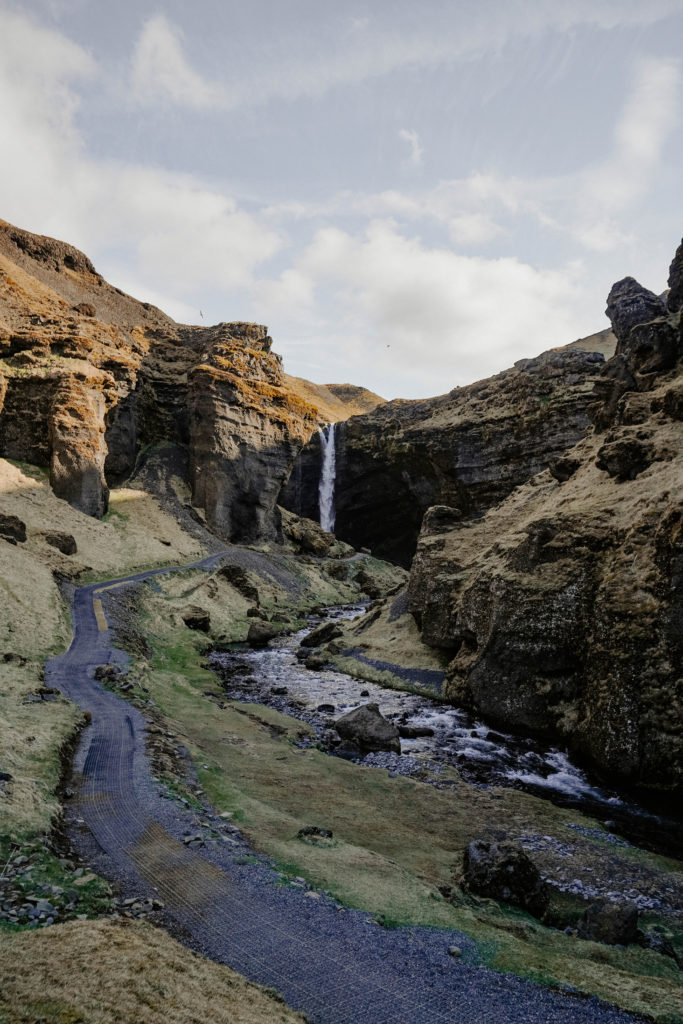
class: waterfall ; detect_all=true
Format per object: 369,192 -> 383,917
318,423 -> 336,533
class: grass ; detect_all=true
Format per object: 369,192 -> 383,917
0,919 -> 307,1024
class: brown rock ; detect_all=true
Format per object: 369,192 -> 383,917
246,621 -> 281,647
182,606 -> 211,632
43,531 -> 77,555
0,513 -> 26,544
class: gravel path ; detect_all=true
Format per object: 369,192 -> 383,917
46,558 -> 646,1024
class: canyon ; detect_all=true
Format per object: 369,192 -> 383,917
1,219 -> 682,1024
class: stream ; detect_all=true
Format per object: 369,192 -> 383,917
211,605 -> 683,862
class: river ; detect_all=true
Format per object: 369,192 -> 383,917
210,605 -> 683,861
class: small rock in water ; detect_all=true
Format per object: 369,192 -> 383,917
448,946 -> 462,958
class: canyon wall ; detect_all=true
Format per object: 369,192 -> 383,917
0,220 -> 324,541
408,245 -> 683,794
281,346 -> 607,565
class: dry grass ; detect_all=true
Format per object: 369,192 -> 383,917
0,918 -> 307,1024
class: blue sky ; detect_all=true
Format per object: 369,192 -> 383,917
1,0 -> 682,397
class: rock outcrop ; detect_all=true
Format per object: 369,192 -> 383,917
0,219 -> 335,540
407,243 -> 683,794
281,347 -> 607,566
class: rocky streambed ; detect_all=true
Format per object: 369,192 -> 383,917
210,607 -> 683,872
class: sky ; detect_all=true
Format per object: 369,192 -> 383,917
1,1 -> 682,398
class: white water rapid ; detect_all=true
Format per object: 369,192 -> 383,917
318,423 -> 336,533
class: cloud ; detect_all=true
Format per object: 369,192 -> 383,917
126,3 -> 683,113
398,128 -> 423,167
290,220 -> 585,393
0,8 -> 282,308
580,56 -> 680,221
130,14 -> 225,109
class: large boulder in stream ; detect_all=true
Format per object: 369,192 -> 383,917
334,703 -> 401,754
300,621 -> 343,648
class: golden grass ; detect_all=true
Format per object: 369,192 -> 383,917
0,919 -> 307,1024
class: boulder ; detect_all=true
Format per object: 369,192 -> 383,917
462,840 -> 548,918
0,513 -> 26,544
246,621 -> 281,647
334,703 -> 401,754
44,531 -> 77,555
300,621 -> 343,648
182,606 -> 211,632
605,278 -> 677,377
577,901 -> 638,946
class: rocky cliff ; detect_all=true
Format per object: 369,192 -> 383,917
0,220 -> 361,541
281,346 -> 607,565
408,242 -> 683,795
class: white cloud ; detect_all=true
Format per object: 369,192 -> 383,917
398,128 -> 423,167
0,8 -> 282,308
130,14 -> 225,109
293,221 -> 584,391
580,55 -> 681,222
124,3 -> 683,113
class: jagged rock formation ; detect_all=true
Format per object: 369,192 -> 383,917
0,219 -> 350,541
282,347 -> 607,565
408,240 -> 683,794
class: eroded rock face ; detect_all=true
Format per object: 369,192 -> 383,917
667,239 -> 683,313
282,348 -> 606,566
407,246 -> 683,794
48,374 -> 112,516
0,220 -> 321,538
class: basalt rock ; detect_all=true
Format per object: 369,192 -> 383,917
281,348 -> 606,566
246,621 -> 281,647
408,248 -> 683,794
667,238 -> 683,313
605,277 -> 678,379
182,606 -> 211,633
299,621 -> 343,649
0,220 -> 336,540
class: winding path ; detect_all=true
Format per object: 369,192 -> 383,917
46,558 -> 644,1024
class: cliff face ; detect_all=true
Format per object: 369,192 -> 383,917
281,347 -> 606,565
0,220 -> 325,541
407,243 -> 683,794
